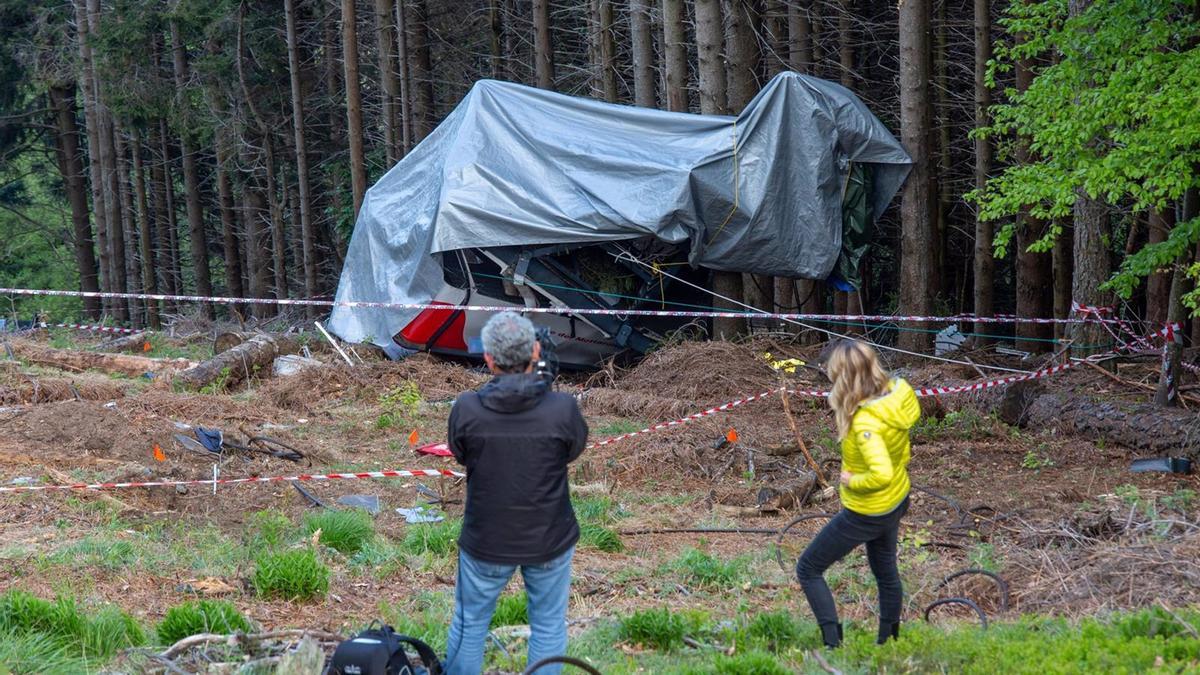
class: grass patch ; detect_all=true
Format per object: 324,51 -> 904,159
350,539 -> 408,579
746,610 -> 803,652
252,549 -> 330,601
47,536 -> 139,571
490,593 -> 528,628
592,420 -> 646,437
401,519 -> 461,557
0,590 -> 144,664
157,600 -> 254,645
617,608 -> 685,651
669,548 -> 751,589
378,593 -> 453,654
304,509 -> 375,555
711,650 -> 791,675
578,523 -> 624,553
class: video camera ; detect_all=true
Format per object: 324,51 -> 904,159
534,326 -> 560,384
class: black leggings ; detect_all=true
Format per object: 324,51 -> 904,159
795,497 -> 908,628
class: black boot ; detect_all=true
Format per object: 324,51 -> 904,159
877,620 -> 900,645
820,622 -> 843,648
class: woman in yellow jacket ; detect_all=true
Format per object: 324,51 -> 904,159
796,340 -> 920,648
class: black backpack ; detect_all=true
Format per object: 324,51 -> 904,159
327,624 -> 442,675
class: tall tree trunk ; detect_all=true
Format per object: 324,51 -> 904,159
533,0 -> 555,89
170,20 -> 213,318
630,0 -> 656,107
395,0 -> 413,151
835,0 -> 857,317
130,132 -> 158,329
157,121 -> 182,309
113,128 -> 141,325
150,121 -> 175,307
838,0 -> 854,87
788,0 -> 813,73
374,0 -> 400,164
48,82 -> 101,320
696,0 -> 741,336
1145,209 -> 1173,325
1066,0 -> 1111,357
594,0 -> 618,102
1053,222 -> 1073,342
406,0 -> 435,141
726,0 -> 770,312
99,112 -> 128,322
897,0 -> 935,351
264,134 -> 289,300
696,0 -> 728,115
285,0 -> 319,309
1157,190 -> 1197,405
661,0 -> 688,111
488,0 -> 505,79
90,0 -> 126,321
1013,46 -> 1053,352
971,0 -> 993,342
214,133 -> 244,302
1069,194 -> 1112,356
763,0 -> 787,76
341,0 -> 368,215
74,0 -> 110,315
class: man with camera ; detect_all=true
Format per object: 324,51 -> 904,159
444,312 -> 588,675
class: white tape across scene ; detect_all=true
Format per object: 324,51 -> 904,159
1,286 -> 1128,325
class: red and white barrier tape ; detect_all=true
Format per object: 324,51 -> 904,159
53,323 -> 140,335
1,286 -> 1126,325
0,469 -> 463,494
584,388 -> 783,449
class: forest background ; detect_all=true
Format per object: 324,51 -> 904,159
0,0 -> 1197,358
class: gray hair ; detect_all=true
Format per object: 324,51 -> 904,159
481,311 -> 537,372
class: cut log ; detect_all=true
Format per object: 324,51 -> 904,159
173,333 -> 300,390
9,340 -> 192,378
96,332 -> 151,353
958,380 -> 1200,457
213,331 -> 249,355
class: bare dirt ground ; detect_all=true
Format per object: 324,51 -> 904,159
0,330 -> 1197,667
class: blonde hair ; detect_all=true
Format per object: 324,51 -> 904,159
826,340 -> 890,440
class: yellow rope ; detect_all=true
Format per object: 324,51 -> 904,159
705,120 -> 740,248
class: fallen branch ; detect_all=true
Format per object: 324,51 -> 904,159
808,649 -> 843,675
780,389 -> 827,487
160,629 -> 345,660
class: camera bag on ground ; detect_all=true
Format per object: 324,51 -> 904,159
327,624 -> 442,675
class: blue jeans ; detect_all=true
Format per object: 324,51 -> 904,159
444,546 -> 574,675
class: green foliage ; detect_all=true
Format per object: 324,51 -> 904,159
157,600 -> 254,645
669,549 -> 750,589
972,0 -> 1200,310
0,590 -> 145,663
712,650 -> 791,675
1161,488 -> 1197,513
913,409 -> 1002,442
578,523 -> 624,553
252,550 -> 330,601
573,495 -> 625,525
1021,449 -> 1055,470
377,382 -> 422,430
378,593 -> 453,654
968,543 -> 1001,574
746,610 -> 803,652
246,510 -> 295,550
304,509 -> 375,555
199,367 -> 235,394
617,608 -> 686,651
401,519 -> 462,557
490,594 -> 528,628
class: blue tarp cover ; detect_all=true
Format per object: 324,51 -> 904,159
330,72 -> 911,346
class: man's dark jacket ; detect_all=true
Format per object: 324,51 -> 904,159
448,373 -> 588,565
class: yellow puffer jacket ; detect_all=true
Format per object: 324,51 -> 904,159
839,378 -> 921,516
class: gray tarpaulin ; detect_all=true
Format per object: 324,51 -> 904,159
329,72 -> 911,347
